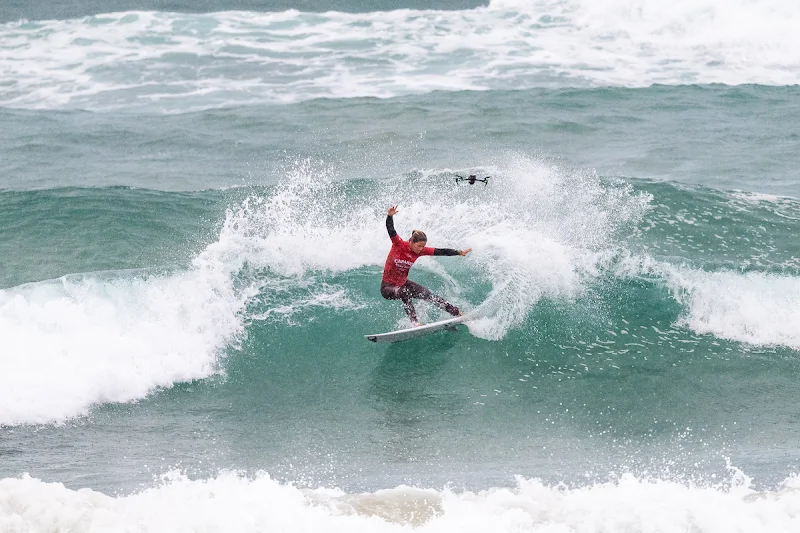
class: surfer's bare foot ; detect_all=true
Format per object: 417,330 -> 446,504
412,321 -> 422,327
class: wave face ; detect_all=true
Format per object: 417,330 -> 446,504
1,0 -> 799,111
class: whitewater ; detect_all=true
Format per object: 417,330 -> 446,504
2,1 -> 800,532
0,0 -> 799,111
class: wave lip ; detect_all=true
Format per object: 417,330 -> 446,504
2,1 -> 800,111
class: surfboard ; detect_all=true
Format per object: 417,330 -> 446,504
364,315 -> 467,343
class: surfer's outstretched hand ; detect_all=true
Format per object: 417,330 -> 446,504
387,205 -> 399,216
460,248 -> 473,256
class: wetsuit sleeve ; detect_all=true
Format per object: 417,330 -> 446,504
386,215 -> 396,238
386,215 -> 401,243
432,248 -> 460,256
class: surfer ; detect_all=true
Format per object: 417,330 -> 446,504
381,205 -> 472,326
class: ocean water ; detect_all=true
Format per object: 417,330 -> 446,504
2,1 -> 800,531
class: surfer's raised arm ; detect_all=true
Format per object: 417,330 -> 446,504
386,205 -> 399,239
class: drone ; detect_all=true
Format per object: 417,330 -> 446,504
455,174 -> 490,186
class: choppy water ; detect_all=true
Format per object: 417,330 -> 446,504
2,1 -> 800,532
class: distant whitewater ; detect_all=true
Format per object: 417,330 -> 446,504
1,0 -> 799,111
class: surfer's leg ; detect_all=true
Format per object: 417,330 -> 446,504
381,282 -> 419,324
403,280 -> 460,316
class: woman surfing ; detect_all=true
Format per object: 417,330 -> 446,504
381,205 -> 472,326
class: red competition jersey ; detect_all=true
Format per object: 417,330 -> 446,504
382,234 -> 434,286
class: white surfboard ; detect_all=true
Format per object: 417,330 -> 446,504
364,315 -> 467,343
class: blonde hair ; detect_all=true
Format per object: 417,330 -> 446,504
409,230 -> 427,243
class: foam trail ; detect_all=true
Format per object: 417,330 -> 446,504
1,0 -> 798,111
1,470 -> 799,532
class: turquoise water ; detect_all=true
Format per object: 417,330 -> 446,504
2,1 -> 800,532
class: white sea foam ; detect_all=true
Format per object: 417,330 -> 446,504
0,222 -> 266,426
1,0 -> 798,111
666,267 -> 800,350
730,192 -> 793,204
618,254 -> 800,349
1,470 -> 799,533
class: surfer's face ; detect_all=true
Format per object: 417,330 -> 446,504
410,240 -> 427,254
